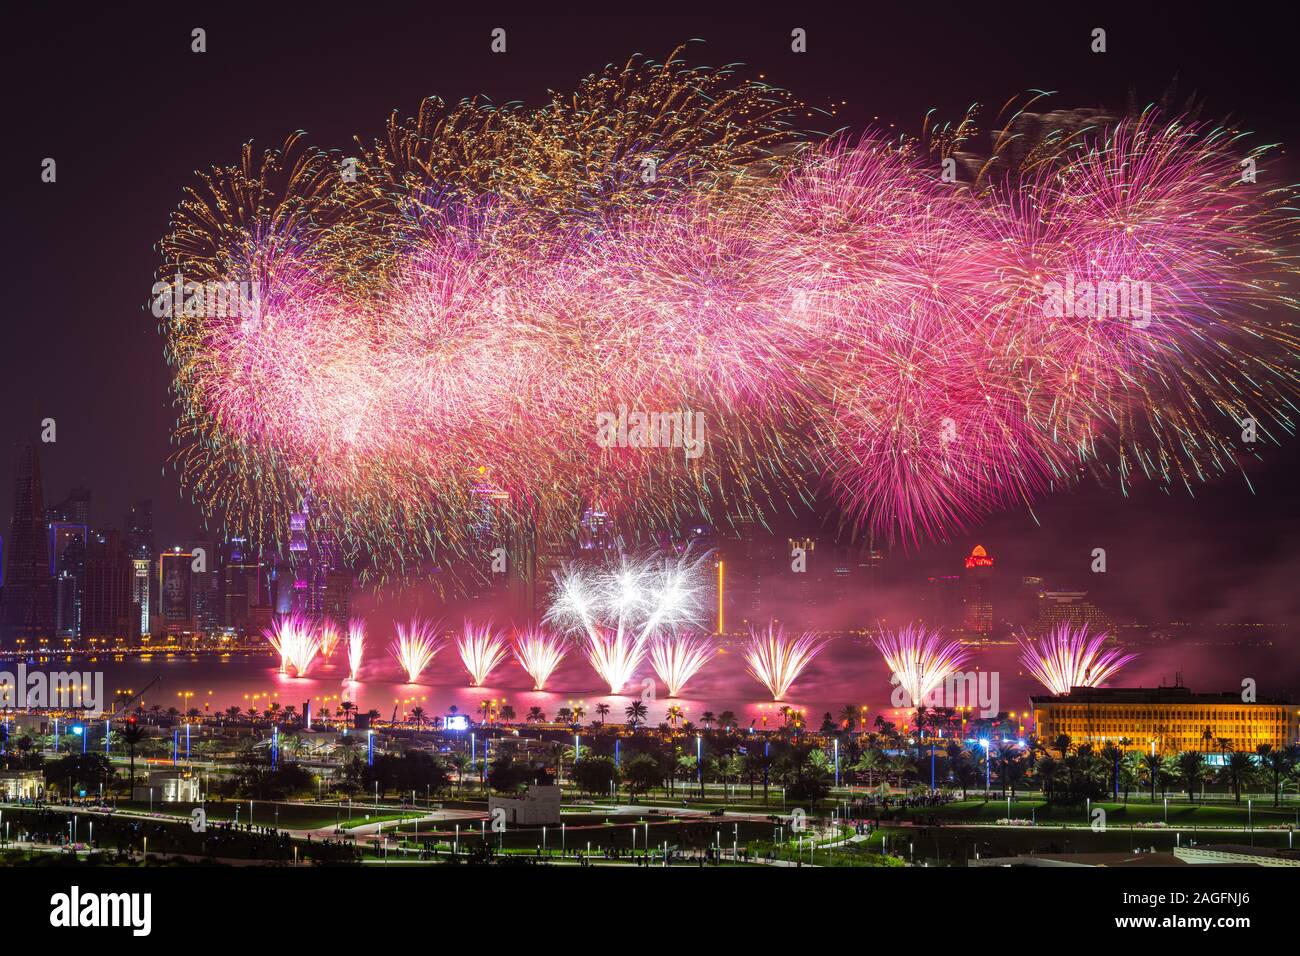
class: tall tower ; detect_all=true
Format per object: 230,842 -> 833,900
962,544 -> 995,638
1,440 -> 54,644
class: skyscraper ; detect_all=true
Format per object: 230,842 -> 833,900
82,530 -> 135,642
1,440 -> 54,645
125,500 -> 154,636
961,544 -> 994,638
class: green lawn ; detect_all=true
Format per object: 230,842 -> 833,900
115,800 -> 418,830
893,797 -> 1300,829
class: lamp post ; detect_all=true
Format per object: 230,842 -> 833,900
696,734 -> 704,799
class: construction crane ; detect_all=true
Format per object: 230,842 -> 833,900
110,675 -> 162,716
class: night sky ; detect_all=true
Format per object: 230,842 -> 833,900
5,5 -> 1299,629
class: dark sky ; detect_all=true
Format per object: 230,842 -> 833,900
5,4 -> 1299,626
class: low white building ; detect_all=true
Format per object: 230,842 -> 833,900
488,784 -> 561,826
0,769 -> 43,800
132,769 -> 201,803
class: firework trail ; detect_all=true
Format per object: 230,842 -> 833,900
159,44 -> 1300,579
346,618 -> 366,681
743,623 -> 831,701
1018,624 -> 1138,696
648,632 -> 716,697
318,621 -> 340,660
512,629 -> 568,691
262,615 -> 322,677
873,624 -> 970,709
583,627 -> 651,695
456,621 -> 510,686
390,618 -> 446,684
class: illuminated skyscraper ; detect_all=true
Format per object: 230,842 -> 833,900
125,500 -> 154,635
962,544 -> 994,638
159,548 -> 194,634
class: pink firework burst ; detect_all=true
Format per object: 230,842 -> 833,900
1018,623 -> 1138,696
648,632 -> 716,698
872,624 -> 970,709
743,623 -> 831,701
512,629 -> 568,691
456,621 -> 510,687
390,618 -> 446,684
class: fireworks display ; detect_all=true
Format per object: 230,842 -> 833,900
159,45 -> 1300,586
317,621 -> 340,660
873,624 -> 971,708
390,618 -> 446,684
1019,624 -> 1138,696
456,621 -> 510,687
262,615 -> 323,677
582,627 -> 651,696
511,629 -> 568,691
546,548 -> 712,694
346,618 -> 366,682
648,632 -> 716,697
742,624 -> 831,701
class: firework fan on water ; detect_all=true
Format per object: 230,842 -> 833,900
160,44 -> 1300,585
743,623 -> 831,701
1018,623 -> 1138,696
457,621 -> 510,687
390,617 -> 447,684
873,623 -> 970,709
511,629 -> 568,691
648,632 -> 716,698
546,547 -> 713,694
347,618 -> 366,681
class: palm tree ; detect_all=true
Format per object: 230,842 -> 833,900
1052,734 -> 1071,760
665,704 -> 684,728
449,753 -> 470,794
120,722 -> 147,793
595,703 -> 610,725
854,749 -> 882,788
1140,752 -> 1162,802
1257,744 -> 1294,807
700,711 -> 715,730
499,705 -> 516,724
1119,752 -> 1141,804
1222,750 -> 1255,803
526,706 -> 545,724
339,701 -> 356,728
717,710 -> 738,732
1177,751 -> 1206,802
838,704 -> 858,733
625,700 -> 648,730
410,706 -> 428,730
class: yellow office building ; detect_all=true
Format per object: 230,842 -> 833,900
1031,686 -> 1299,754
